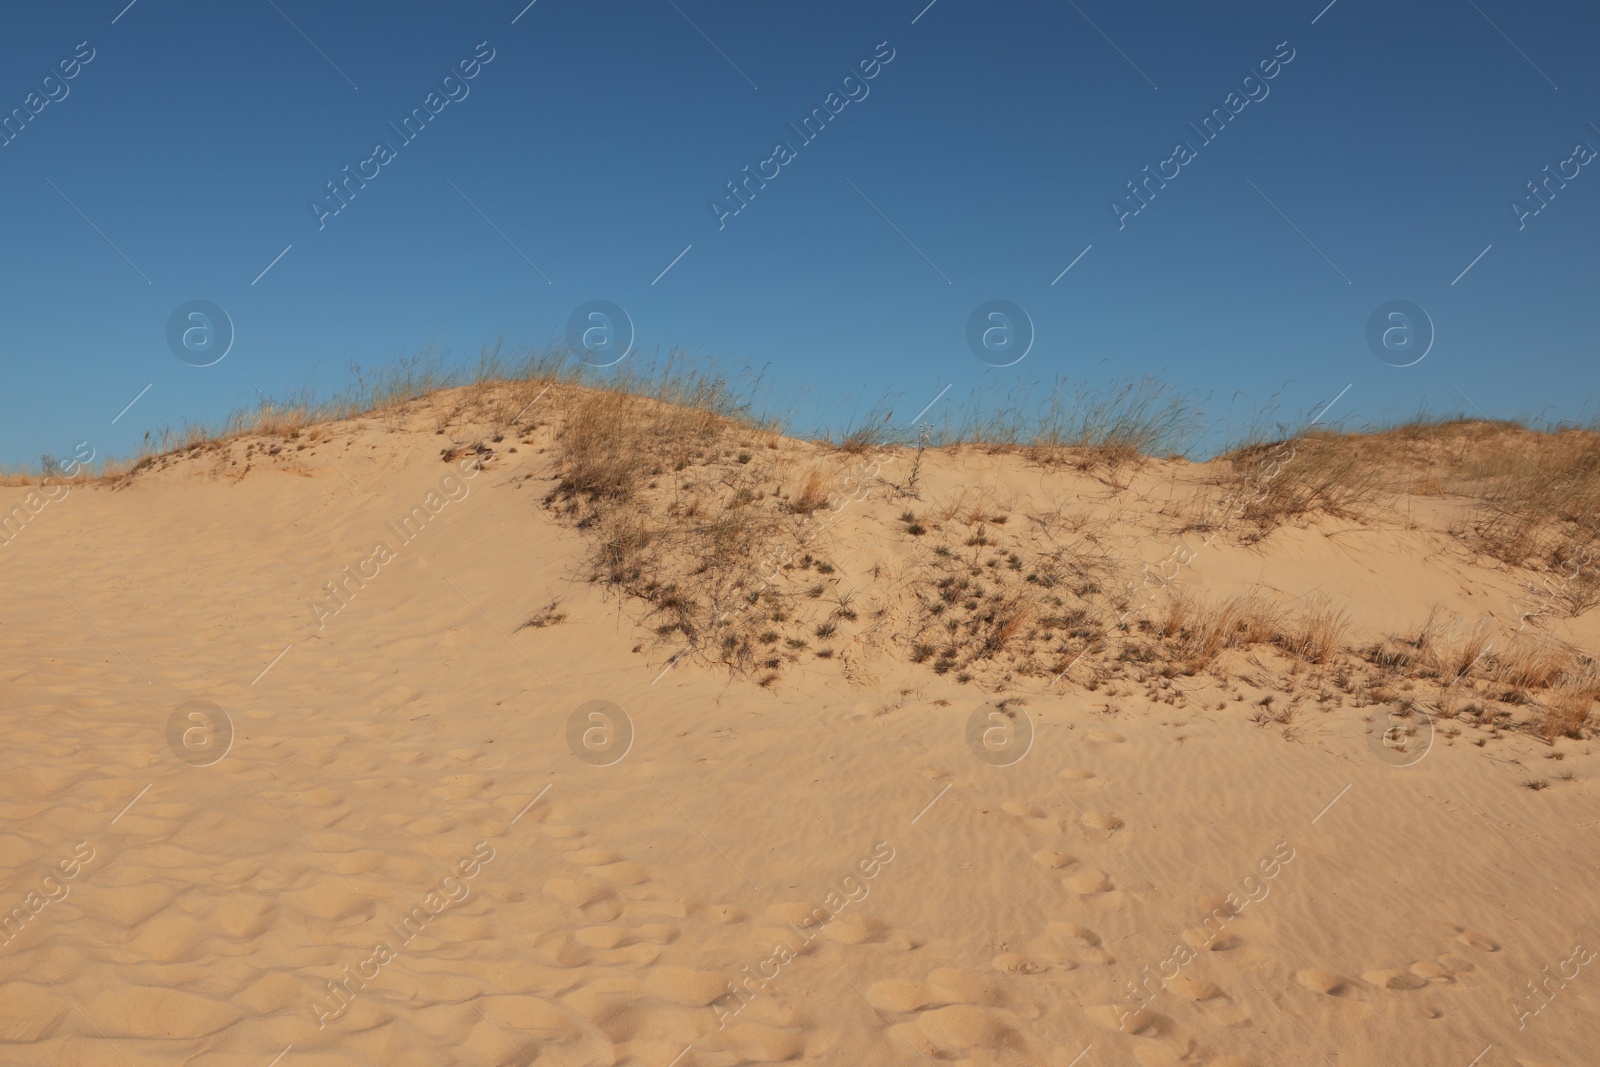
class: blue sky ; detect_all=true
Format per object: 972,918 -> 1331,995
3,0 -> 1597,466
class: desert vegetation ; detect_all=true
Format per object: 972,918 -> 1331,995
9,351 -> 1593,739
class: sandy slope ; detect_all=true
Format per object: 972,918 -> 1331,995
1,402 -> 1596,1067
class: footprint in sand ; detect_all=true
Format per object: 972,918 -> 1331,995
1087,730 -> 1126,744
726,1022 -> 808,1062
574,926 -> 634,948
998,921 -> 1113,979
867,978 -> 938,1013
588,859 -> 652,886
1033,849 -> 1074,869
1361,968 -> 1428,990
927,967 -> 1005,1006
1062,868 -> 1114,895
1081,810 -> 1123,832
868,971 -> 1016,1058
1002,800 -> 1049,820
820,913 -> 888,945
571,922 -> 676,953
1181,925 -> 1239,952
1040,921 -> 1114,966
1435,922 -> 1499,953
1056,769 -> 1101,798
1355,962 -> 1455,991
559,987 -> 681,1060
540,825 -> 591,851
1167,975 -> 1251,1026
533,929 -> 594,967
568,847 -> 623,866
545,828 -> 681,937
645,965 -> 729,1007
543,877 -> 623,921
1047,921 -> 1101,947
917,1003 -> 1010,1049
1295,968 -> 1354,995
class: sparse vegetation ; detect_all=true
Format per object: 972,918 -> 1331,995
515,598 -> 569,631
14,353 -> 1592,714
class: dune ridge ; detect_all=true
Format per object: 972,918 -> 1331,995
1,378 -> 1595,1066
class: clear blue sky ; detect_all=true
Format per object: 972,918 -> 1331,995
3,0 -> 1597,466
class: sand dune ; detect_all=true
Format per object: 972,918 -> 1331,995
1,384 -> 1596,1066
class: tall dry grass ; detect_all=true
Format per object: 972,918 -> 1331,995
915,376 -> 1203,469
1462,429 -> 1600,586
1156,590 -> 1349,669
1543,662 -> 1600,740
1365,608 -> 1596,738
545,360 -> 760,505
1204,432 -> 1384,538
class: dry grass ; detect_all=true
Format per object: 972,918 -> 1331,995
1360,606 -> 1596,738
532,382 -> 1593,693
790,468 -> 828,515
1155,590 -> 1344,669
1543,663 -> 1600,740
922,376 -> 1202,470
1276,596 -> 1351,664
1489,634 -> 1578,692
540,362 -> 852,672
1208,433 -> 1384,538
1448,429 -> 1600,621
1315,418 -> 1600,617
1022,377 -> 1201,468
1408,608 -> 1495,682
550,391 -> 701,502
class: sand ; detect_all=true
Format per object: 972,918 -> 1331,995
1,397 -> 1596,1066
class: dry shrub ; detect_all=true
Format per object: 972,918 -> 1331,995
1224,434 -> 1383,537
1410,608 -> 1494,682
548,386 -> 733,504
890,507 -> 1114,683
949,376 -> 1199,468
1490,634 -> 1577,691
1158,590 -> 1350,669
791,468 -> 828,515
979,596 -> 1034,656
573,468 -> 794,664
1022,377 -> 1200,469
1377,610 -> 1588,722
1543,663 -> 1600,740
1161,590 -> 1282,667
1277,596 -> 1350,664
1463,430 -> 1600,569
590,510 -> 655,585
543,368 -> 845,673
931,486 -> 992,524
837,410 -> 893,454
